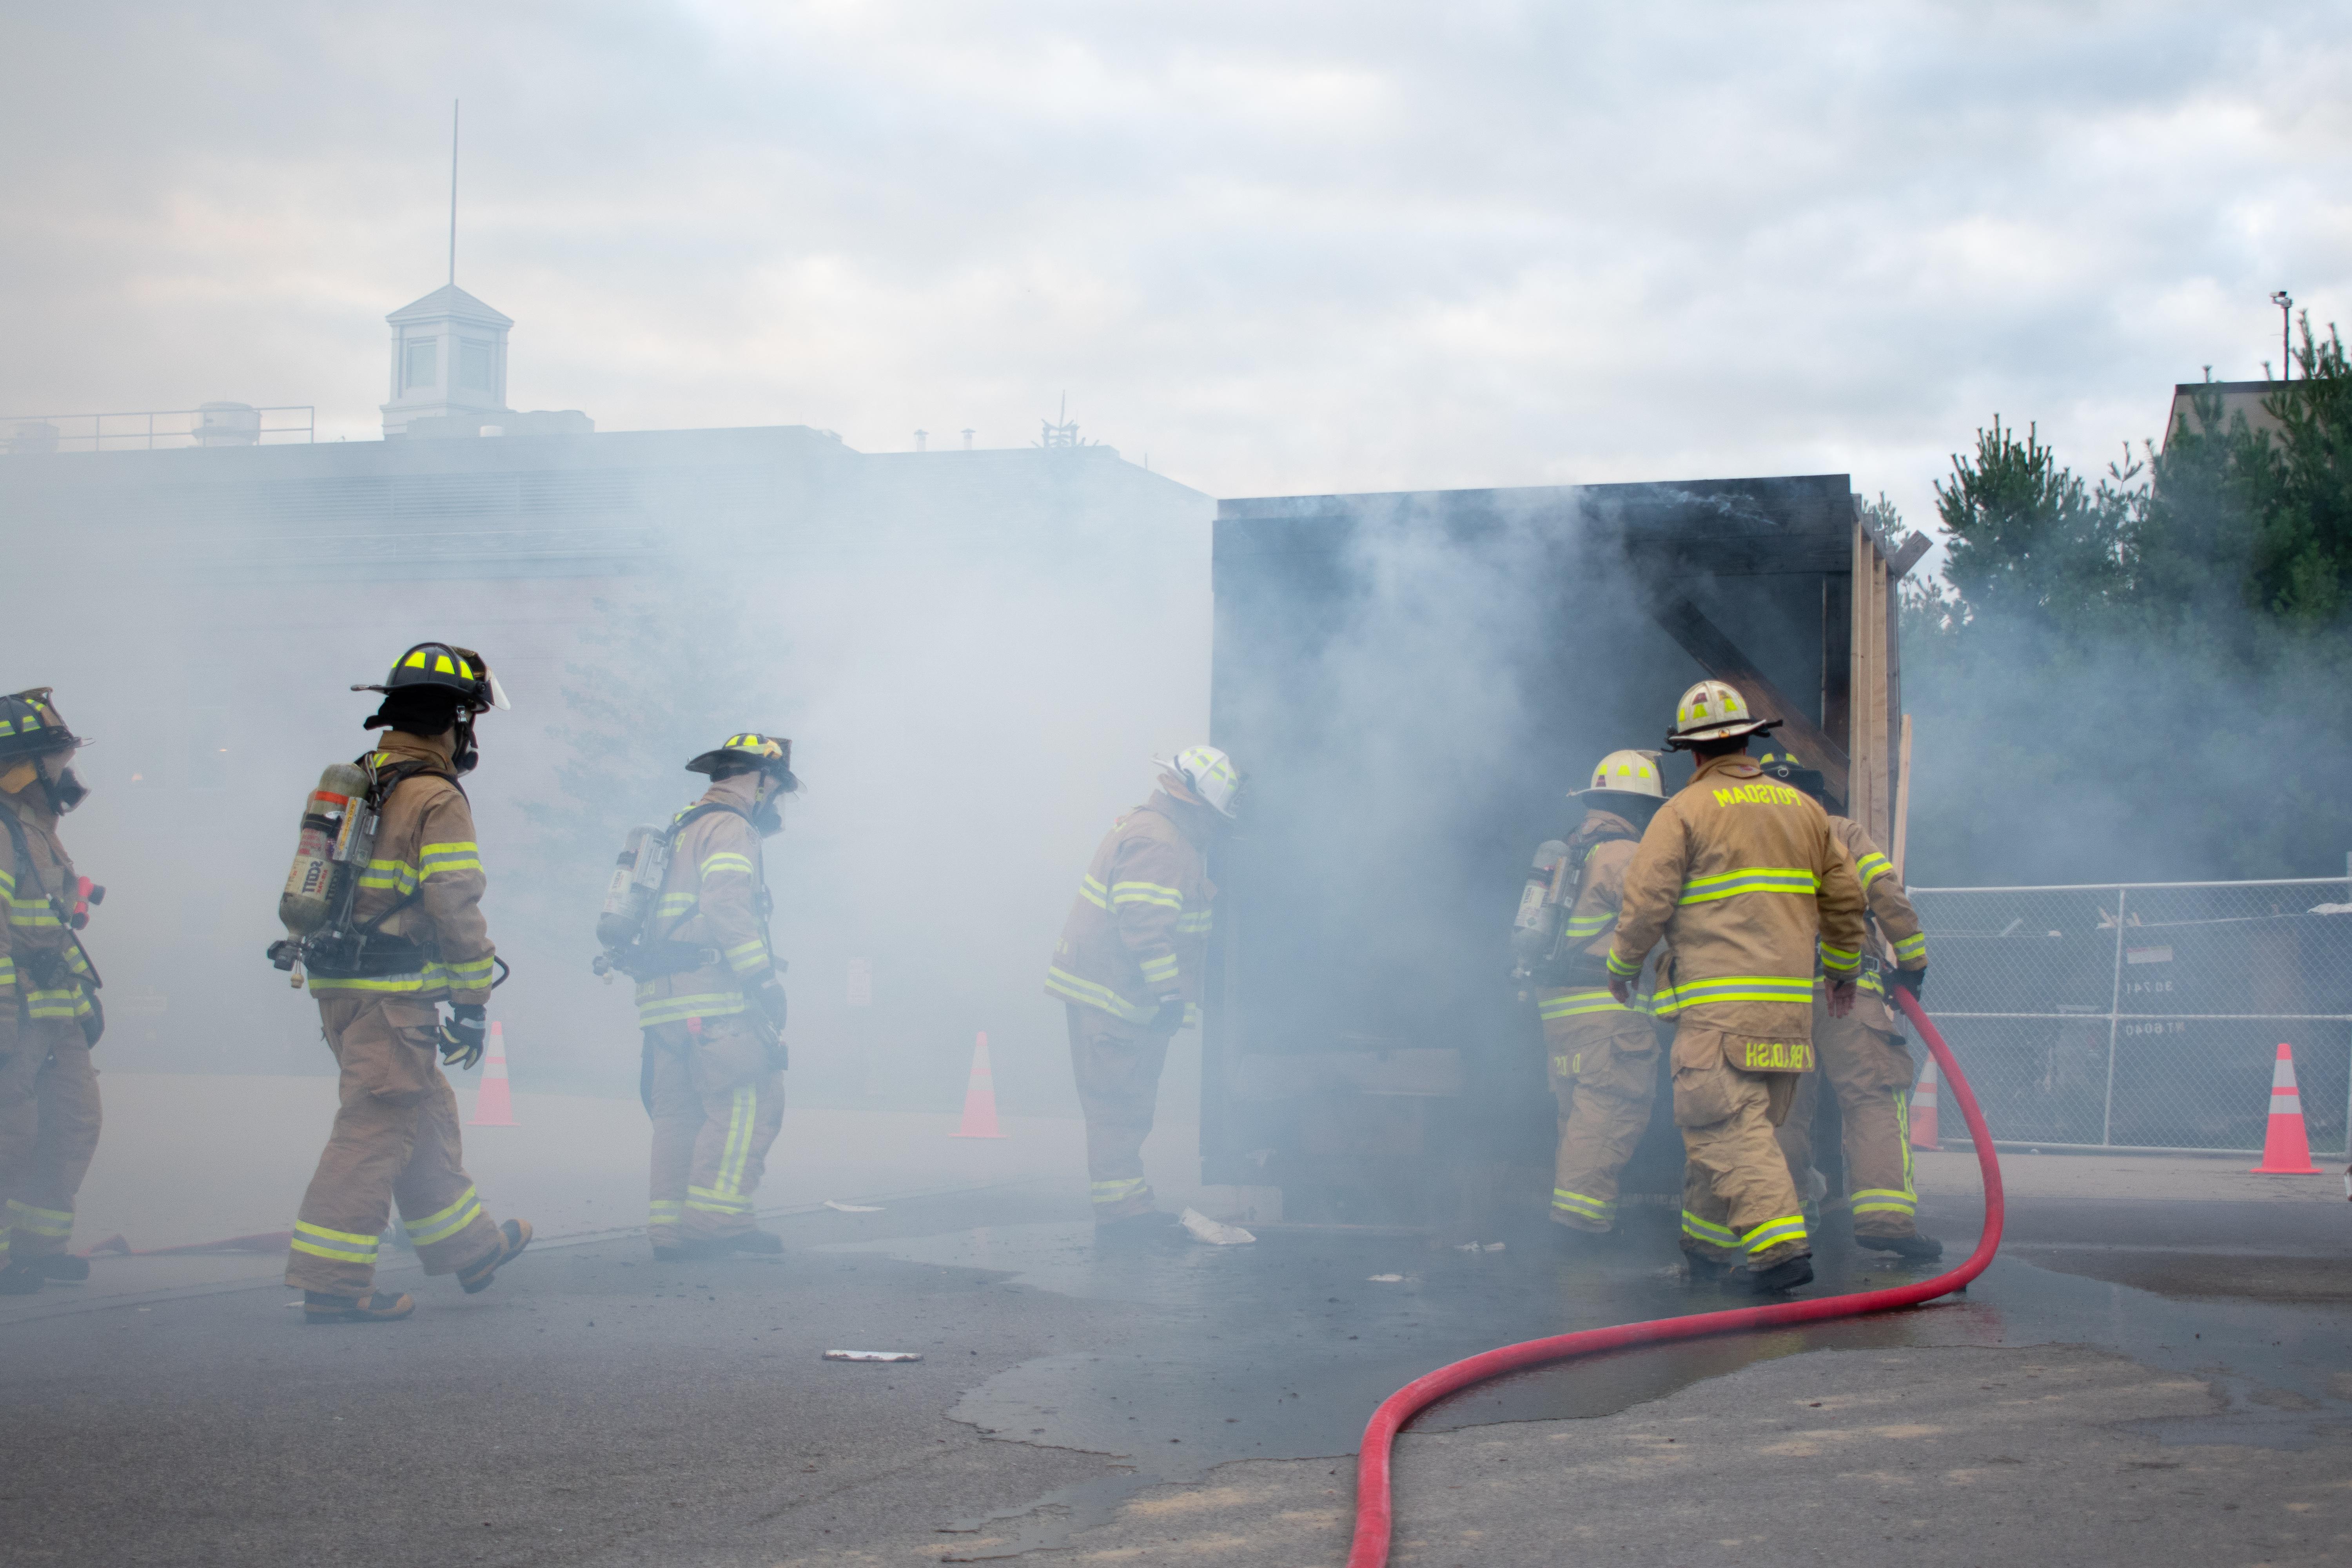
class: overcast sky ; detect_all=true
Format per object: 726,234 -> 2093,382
4,1 -> 2347,534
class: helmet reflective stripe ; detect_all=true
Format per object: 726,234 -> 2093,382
1158,744 -> 1241,820
1577,749 -> 1663,801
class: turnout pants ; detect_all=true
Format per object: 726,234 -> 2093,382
1670,1024 -> 1810,1272
285,995 -> 504,1297
1538,988 -> 1659,1233
644,1014 -> 785,1247
1777,990 -> 1922,1239
1066,1004 -> 1171,1220
0,1020 -> 101,1264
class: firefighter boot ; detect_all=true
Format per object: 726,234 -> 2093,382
1094,1210 -> 1183,1249
1735,1250 -> 1815,1294
0,1261 -> 43,1295
1858,1232 -> 1944,1261
717,1230 -> 783,1256
304,1289 -> 416,1324
1550,1223 -> 1619,1260
1681,1250 -> 1735,1287
457,1218 -> 532,1294
29,1254 -> 89,1283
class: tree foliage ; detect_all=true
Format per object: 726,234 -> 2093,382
1902,314 -> 2352,884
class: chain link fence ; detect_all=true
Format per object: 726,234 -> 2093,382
1910,878 -> 2352,1156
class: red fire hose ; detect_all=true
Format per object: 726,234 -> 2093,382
1346,990 -> 2003,1568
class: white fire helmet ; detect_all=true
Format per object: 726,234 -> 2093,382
1574,749 -> 1665,804
1666,679 -> 1782,748
1155,744 -> 1243,820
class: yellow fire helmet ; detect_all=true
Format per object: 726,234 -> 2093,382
1573,749 -> 1665,806
1666,679 -> 1782,749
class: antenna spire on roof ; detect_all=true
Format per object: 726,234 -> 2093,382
448,100 -> 460,287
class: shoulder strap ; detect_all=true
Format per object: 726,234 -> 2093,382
346,756 -> 463,939
0,805 -> 41,900
365,755 -> 462,807
1565,818 -> 1638,870
642,799 -> 760,948
668,799 -> 750,843
0,802 -> 102,991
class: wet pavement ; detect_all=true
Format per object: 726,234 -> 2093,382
4,1165 -> 2350,1565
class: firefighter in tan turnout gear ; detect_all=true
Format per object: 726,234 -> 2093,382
1607,682 -> 1867,1293
278,644 -> 531,1323
1755,749 -> 1940,1260
626,735 -> 795,1261
1047,746 -> 1237,1238
0,690 -> 105,1296
1511,750 -> 1668,1251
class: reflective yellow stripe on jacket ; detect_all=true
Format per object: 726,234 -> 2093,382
1044,965 -> 1156,1025
1677,867 -> 1820,905
1651,974 -> 1818,1016
1538,987 -> 1643,1021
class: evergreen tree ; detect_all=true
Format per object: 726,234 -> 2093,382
1900,318 -> 2352,884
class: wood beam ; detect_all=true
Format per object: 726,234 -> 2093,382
1887,530 -> 1932,580
1645,591 -> 1851,806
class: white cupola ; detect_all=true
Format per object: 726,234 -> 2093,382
380,285 -> 513,437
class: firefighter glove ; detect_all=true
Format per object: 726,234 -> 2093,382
751,978 -> 789,1031
439,1004 -> 488,1071
1887,965 -> 1926,999
1151,994 -> 1188,1032
1607,975 -> 1635,1007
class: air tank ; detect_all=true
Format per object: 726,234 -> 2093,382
595,824 -> 670,951
1508,839 -> 1571,978
279,762 -> 369,936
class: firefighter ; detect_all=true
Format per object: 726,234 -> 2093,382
1755,749 -> 1940,1260
1047,746 -> 1237,1238
0,690 -> 103,1296
1606,682 -> 1867,1293
635,734 -> 795,1261
284,644 -> 529,1323
1517,750 -> 1668,1251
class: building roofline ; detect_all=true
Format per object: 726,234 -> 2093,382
2171,380 -> 2298,396
386,284 -> 515,328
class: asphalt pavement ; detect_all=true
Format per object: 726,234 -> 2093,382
5,1145 -> 2351,1566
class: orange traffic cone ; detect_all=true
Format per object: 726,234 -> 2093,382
2250,1043 -> 2322,1174
469,1021 -> 519,1127
1909,1058 -> 1940,1151
953,1031 -> 1005,1139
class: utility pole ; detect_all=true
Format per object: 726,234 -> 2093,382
2270,289 -> 2293,379
448,100 -> 461,287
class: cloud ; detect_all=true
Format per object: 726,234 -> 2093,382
3,0 -> 2348,526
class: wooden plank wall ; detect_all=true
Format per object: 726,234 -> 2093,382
1847,521 -> 1894,846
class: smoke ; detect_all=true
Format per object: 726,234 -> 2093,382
1900,391 -> 2352,888
1,438 -> 1208,1152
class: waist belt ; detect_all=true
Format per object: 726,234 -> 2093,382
301,934 -> 434,980
617,941 -> 721,980
15,948 -> 91,991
